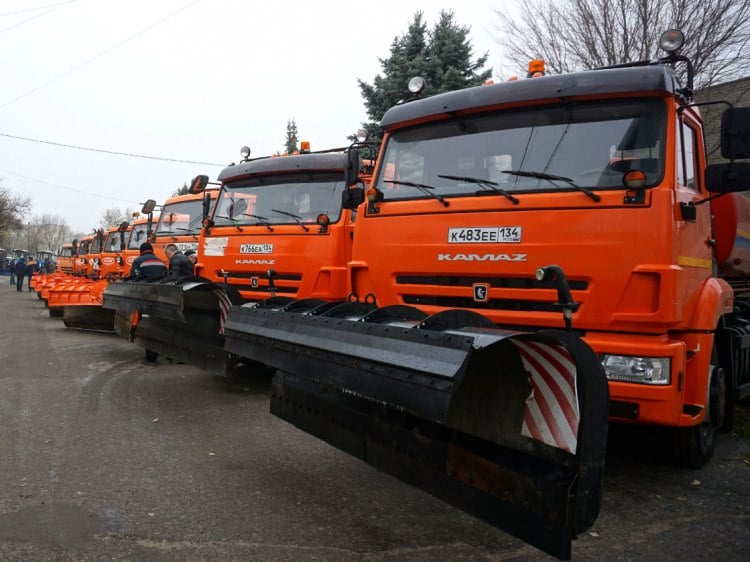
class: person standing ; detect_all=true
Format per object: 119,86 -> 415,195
128,242 -> 167,280
164,244 -> 194,277
25,257 -> 39,292
13,258 -> 26,291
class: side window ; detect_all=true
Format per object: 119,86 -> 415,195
677,120 -> 698,190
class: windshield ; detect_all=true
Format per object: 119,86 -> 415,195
375,98 -> 666,200
104,232 -> 124,252
212,172 -> 345,227
155,199 -> 204,235
127,223 -> 150,249
89,236 -> 103,253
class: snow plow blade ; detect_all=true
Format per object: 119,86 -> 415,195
61,280 -> 114,331
62,305 -> 115,331
103,278 -> 234,370
224,304 -> 609,560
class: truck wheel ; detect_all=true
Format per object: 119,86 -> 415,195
709,363 -> 732,432
669,420 -> 715,468
668,348 -> 723,468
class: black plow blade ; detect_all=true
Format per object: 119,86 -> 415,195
103,278 -> 235,370
224,306 -> 609,560
62,305 -> 115,331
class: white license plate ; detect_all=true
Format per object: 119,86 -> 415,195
239,243 -> 273,254
448,227 -> 521,244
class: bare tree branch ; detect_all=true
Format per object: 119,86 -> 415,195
494,0 -> 750,87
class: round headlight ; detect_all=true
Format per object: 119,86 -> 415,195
659,29 -> 685,53
356,128 -> 368,143
407,76 -> 425,95
240,146 -> 251,159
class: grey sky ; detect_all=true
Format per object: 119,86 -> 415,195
0,0 -> 505,233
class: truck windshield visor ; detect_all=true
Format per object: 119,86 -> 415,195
376,98 -> 666,200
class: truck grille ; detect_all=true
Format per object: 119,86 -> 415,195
397,274 -> 588,312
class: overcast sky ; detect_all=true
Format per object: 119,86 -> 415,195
0,0 -> 509,234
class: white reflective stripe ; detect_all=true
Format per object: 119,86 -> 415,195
512,339 -> 580,454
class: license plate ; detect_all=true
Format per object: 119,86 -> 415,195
448,227 -> 521,244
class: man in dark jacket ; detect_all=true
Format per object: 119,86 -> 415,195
13,258 -> 26,291
25,257 -> 39,292
164,244 -> 194,277
128,242 -> 167,280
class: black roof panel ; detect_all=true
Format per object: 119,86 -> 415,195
381,64 -> 678,129
218,152 -> 347,183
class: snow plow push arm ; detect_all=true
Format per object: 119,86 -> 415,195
224,301 -> 609,560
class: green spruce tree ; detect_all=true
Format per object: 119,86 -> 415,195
285,118 -> 299,154
358,11 -> 491,145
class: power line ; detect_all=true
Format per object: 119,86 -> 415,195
0,131 -> 224,166
0,8 -> 55,33
0,1 -> 77,18
0,170 -> 142,205
0,0 -> 202,111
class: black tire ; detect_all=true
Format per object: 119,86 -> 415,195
668,422 -> 715,468
49,307 -> 63,318
144,349 -> 158,363
667,346 -> 723,467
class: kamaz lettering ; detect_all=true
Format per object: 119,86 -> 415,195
235,259 -> 275,265
437,253 -> 527,262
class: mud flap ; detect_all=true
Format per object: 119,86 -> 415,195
224,306 -> 609,560
103,278 -> 234,370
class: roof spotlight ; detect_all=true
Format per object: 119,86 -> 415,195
407,76 -> 426,95
240,146 -> 251,160
659,29 -> 685,53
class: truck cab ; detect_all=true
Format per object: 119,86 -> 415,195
196,148 -> 362,303
348,37 -> 750,466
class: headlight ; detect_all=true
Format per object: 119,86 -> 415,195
600,354 -> 670,385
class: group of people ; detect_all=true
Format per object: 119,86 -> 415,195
10,244 -> 198,289
10,257 -> 39,292
129,243 -> 197,280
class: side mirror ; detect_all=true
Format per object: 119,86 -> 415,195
190,175 -> 210,194
341,187 -> 365,210
706,162 -> 750,193
141,199 -> 157,214
344,149 -> 361,187
721,107 -> 750,159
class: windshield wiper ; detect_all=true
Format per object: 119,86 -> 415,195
502,170 -> 601,202
383,179 -> 449,207
215,216 -> 244,231
175,227 -> 198,238
244,214 -> 274,231
272,209 -> 310,232
438,174 -> 519,204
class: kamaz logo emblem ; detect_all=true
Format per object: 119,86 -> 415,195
250,277 -> 259,288
437,253 -> 527,262
473,283 -> 489,302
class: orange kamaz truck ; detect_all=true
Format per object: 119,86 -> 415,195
104,145 -> 370,370
220,30 -> 749,560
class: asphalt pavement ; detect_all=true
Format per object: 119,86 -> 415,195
0,279 -> 748,561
